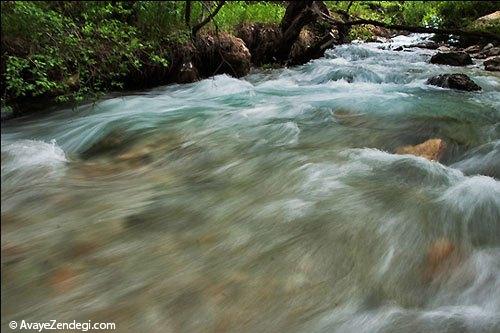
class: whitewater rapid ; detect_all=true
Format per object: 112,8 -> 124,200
2,34 -> 500,333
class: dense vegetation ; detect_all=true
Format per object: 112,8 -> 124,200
1,1 -> 499,115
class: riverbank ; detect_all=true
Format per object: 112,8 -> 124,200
2,2 -> 499,120
1,2 -> 287,119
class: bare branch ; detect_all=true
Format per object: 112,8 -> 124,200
192,1 -> 226,37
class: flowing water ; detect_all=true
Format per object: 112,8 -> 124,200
2,34 -> 500,332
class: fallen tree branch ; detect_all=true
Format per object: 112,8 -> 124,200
319,12 -> 500,42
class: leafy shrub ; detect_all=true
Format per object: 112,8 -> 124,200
1,1 -> 169,105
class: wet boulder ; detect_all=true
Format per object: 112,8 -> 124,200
474,44 -> 500,59
482,46 -> 500,58
430,51 -> 473,66
483,43 -> 494,51
426,74 -> 481,91
218,35 -> 251,77
463,44 -> 481,54
484,56 -> 500,71
395,138 -> 446,161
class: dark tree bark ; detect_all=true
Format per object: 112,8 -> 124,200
275,1 -> 331,62
280,0 -> 314,32
185,1 -> 192,27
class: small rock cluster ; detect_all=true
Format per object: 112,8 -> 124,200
429,43 -> 499,71
423,43 -> 500,91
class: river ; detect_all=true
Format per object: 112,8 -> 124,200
2,34 -> 500,332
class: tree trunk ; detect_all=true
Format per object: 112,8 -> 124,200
184,1 -> 191,27
275,1 -> 330,63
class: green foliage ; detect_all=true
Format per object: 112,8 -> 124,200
347,26 -> 374,42
327,1 -> 499,29
436,1 -> 499,29
1,1 -> 170,105
328,1 -> 499,41
134,1 -> 189,42
214,2 -> 285,31
1,1 -> 288,111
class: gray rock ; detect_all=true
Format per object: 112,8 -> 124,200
430,52 -> 473,66
475,46 -> 500,59
483,43 -> 494,51
485,47 -> 500,57
426,74 -> 481,91
463,45 -> 481,54
484,56 -> 500,71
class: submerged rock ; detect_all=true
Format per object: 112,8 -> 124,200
367,36 -> 388,43
395,138 -> 446,161
423,238 -> 457,282
484,56 -> 500,71
81,130 -> 131,159
49,265 -> 79,293
427,239 -> 455,266
426,73 -> 481,91
430,51 -> 473,66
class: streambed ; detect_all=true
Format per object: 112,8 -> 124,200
2,34 -> 500,333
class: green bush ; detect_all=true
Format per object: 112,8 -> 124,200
1,1 -> 288,110
1,1 -> 170,105
215,2 -> 285,31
